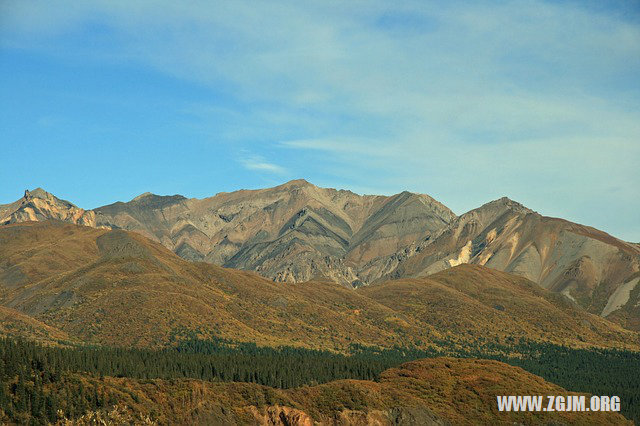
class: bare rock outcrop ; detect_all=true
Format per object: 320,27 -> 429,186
0,188 -> 97,227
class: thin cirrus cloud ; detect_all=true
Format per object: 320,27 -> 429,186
1,1 -> 639,240
239,155 -> 287,175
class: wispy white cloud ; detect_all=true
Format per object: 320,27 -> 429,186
238,154 -> 286,174
280,138 -> 391,156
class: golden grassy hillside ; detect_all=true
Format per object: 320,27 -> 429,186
0,221 -> 637,351
361,265 -> 638,349
0,222 -> 428,349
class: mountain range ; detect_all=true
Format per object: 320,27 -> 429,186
2,180 -> 638,332
1,184 -> 640,424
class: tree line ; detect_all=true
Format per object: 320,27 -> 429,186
0,336 -> 638,424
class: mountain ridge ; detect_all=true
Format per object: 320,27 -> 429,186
1,181 -> 639,330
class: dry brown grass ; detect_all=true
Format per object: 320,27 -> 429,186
361,265 -> 639,350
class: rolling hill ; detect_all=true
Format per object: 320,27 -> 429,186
0,221 -> 636,351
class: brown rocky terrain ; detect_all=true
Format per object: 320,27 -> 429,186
47,358 -> 631,425
1,181 -> 456,287
0,221 -> 636,350
92,179 -> 456,287
1,181 -> 639,330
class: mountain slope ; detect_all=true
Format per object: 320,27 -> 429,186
363,265 -> 635,348
0,221 -> 635,350
0,306 -> 70,344
0,221 -> 433,349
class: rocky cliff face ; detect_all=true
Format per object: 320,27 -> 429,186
91,179 -> 456,287
249,405 -> 447,426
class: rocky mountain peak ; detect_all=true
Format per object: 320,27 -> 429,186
131,192 -> 154,202
24,188 -> 54,202
119,192 -> 187,209
473,196 -> 534,217
276,179 -> 314,190
22,188 -> 77,210
1,188 -> 94,227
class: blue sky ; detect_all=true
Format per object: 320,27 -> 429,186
1,1 -> 639,241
